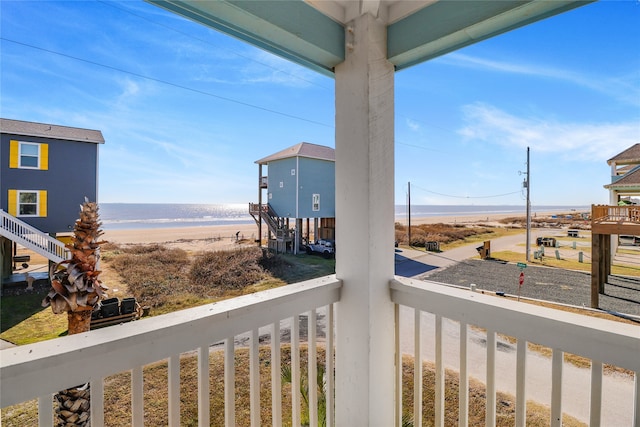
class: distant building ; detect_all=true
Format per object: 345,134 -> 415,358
249,142 -> 335,254
605,143 -> 640,205
0,118 -> 104,280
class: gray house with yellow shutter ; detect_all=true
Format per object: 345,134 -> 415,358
1,118 -> 104,280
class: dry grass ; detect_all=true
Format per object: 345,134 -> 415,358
490,250 -> 640,276
105,245 -> 294,314
0,345 -> 586,427
494,297 -> 637,377
400,355 -> 585,427
395,223 -> 523,251
499,214 -> 589,230
395,222 -> 496,248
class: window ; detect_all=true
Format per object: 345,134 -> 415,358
20,143 -> 39,168
312,193 -> 320,211
291,169 -> 296,176
7,189 -> 47,217
9,140 -> 48,170
19,192 -> 38,215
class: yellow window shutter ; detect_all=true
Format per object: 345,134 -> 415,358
9,140 -> 19,168
8,190 -> 17,216
40,144 -> 49,170
39,190 -> 48,217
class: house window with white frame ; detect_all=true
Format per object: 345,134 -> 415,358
19,142 -> 40,168
18,191 -> 39,216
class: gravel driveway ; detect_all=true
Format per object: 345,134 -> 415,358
423,258 -> 640,317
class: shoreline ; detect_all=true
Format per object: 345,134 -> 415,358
102,212 -> 576,245
101,211 -> 544,246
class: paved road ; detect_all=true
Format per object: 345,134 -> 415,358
395,232 -> 638,426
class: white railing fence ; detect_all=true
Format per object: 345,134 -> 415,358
391,277 -> 640,427
0,209 -> 69,263
1,276 -> 341,427
4,274 -> 639,426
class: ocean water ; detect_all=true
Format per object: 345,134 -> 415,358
99,203 -> 253,230
99,203 -> 590,231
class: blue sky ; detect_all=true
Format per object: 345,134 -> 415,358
1,0 -> 639,206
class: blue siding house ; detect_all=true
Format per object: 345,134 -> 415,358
250,142 -> 335,253
0,118 -> 104,280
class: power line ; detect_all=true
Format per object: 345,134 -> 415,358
411,183 -> 522,199
1,37 -> 333,128
396,140 -> 452,154
96,0 -> 331,90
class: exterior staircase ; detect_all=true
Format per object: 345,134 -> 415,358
0,209 -> 69,264
248,203 -> 294,251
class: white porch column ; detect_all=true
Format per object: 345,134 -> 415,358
334,13 -> 396,426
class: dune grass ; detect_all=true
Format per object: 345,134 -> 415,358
1,245 -> 335,344
395,223 -> 524,252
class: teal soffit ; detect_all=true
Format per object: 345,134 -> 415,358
148,0 -> 344,77
148,0 -> 593,76
388,0 -> 594,71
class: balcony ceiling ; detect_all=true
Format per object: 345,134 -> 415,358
148,0 -> 592,77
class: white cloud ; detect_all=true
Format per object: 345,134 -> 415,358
240,50 -> 322,88
406,118 -> 420,132
458,102 -> 639,161
441,53 -> 640,106
119,78 -> 140,99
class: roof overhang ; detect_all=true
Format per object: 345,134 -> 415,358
148,0 -> 594,77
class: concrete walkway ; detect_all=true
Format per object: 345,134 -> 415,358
395,231 -> 531,276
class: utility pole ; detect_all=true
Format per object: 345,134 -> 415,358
525,147 -> 531,262
408,181 -> 411,246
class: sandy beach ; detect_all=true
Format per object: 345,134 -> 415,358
102,223 -> 259,252
101,211 -> 546,247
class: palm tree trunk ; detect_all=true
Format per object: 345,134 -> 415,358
67,310 -> 92,335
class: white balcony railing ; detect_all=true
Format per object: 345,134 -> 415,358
391,277 -> 640,427
1,276 -> 341,427
2,275 -> 639,426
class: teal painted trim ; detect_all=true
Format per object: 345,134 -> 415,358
148,0 -> 344,77
388,0 -> 594,71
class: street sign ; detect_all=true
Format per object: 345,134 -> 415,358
519,272 -> 524,286
517,262 -> 527,269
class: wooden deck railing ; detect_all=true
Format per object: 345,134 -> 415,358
592,204 -> 640,223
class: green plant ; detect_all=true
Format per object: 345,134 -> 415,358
281,362 -> 326,426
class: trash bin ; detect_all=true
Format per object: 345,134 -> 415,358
120,297 -> 137,315
100,297 -> 120,318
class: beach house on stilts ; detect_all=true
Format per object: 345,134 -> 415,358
591,143 -> 640,307
249,142 -> 335,254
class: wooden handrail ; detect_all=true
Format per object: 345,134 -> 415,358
591,204 -> 640,224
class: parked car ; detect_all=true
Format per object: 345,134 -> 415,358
305,239 -> 335,258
